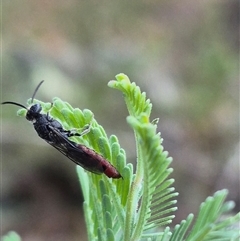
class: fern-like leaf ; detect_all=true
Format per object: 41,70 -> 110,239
18,96 -> 129,241
109,74 -> 178,240
169,190 -> 240,241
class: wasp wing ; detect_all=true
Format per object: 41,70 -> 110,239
46,125 -> 103,174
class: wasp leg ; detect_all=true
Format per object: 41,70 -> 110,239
67,122 -> 92,137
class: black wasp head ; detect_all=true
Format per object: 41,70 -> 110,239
26,103 -> 42,122
2,80 -> 45,122
1,101 -> 43,122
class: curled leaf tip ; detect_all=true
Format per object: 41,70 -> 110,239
108,73 -> 131,89
115,73 -> 130,82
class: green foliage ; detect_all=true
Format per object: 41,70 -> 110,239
1,232 -> 21,241
108,75 -> 177,240
2,74 -> 239,241
170,190 -> 240,241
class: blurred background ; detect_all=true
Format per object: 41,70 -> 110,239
1,1 -> 239,240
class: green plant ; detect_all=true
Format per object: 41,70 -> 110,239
2,74 -> 239,241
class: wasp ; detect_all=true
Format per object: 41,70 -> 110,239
2,81 -> 122,179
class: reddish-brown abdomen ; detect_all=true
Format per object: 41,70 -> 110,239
103,163 -> 122,179
78,144 -> 122,178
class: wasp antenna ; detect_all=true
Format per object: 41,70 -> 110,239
1,101 -> 27,109
31,80 -> 44,104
